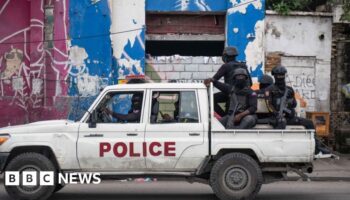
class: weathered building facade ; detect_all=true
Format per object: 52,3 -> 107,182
0,0 -> 265,126
0,0 -> 335,127
265,11 -> 333,113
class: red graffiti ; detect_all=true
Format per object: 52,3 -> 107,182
99,142 -> 176,157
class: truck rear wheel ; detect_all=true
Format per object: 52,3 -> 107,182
5,152 -> 56,200
210,153 -> 262,200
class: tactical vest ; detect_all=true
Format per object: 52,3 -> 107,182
228,89 -> 250,114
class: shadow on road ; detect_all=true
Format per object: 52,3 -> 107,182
52,193 -> 216,200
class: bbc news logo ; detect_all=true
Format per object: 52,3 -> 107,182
5,171 -> 101,186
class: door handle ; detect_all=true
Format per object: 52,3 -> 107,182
84,134 -> 104,137
189,133 -> 200,136
127,133 -> 138,136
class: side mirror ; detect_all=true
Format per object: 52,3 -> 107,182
89,110 -> 97,128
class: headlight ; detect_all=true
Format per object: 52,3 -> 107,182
0,134 -> 10,145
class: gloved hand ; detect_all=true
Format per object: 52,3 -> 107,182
286,99 -> 294,107
204,78 -> 213,87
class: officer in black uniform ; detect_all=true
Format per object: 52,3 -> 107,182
258,74 -> 274,95
265,66 -> 305,129
204,46 -> 252,117
210,68 -> 257,129
255,74 -> 274,123
266,65 -> 330,154
103,93 -> 143,123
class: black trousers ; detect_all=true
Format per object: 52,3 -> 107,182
220,114 -> 257,129
270,116 -> 315,130
214,92 -> 229,117
287,116 -> 315,129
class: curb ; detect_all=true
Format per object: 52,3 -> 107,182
284,176 -> 350,182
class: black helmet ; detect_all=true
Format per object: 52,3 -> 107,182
232,68 -> 248,79
271,65 -> 287,76
223,46 -> 238,57
259,74 -> 274,85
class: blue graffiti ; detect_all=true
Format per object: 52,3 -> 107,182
146,0 -> 227,12
119,28 -> 145,77
68,0 -> 112,120
250,63 -> 264,80
226,1 -> 265,79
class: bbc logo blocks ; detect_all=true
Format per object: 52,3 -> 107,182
5,171 -> 54,186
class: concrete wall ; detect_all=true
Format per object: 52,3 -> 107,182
265,11 -> 333,112
146,56 -> 223,83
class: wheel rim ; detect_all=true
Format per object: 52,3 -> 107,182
224,166 -> 249,191
17,165 -> 43,194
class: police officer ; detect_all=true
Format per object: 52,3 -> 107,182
256,74 -> 274,123
265,66 -> 301,128
204,46 -> 252,117
266,65 -> 330,154
103,93 -> 143,123
258,74 -> 274,95
210,68 -> 257,129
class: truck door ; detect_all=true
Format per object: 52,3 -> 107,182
145,90 -> 206,170
77,90 -> 146,170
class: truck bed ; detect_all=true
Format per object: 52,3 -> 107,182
210,116 -> 315,163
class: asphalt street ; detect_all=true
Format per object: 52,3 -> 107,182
1,180 -> 350,200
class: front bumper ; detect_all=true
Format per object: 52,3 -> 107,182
0,152 -> 9,173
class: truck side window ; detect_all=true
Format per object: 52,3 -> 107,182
151,91 -> 199,123
179,91 -> 199,123
95,91 -> 144,123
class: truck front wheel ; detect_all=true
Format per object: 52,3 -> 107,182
210,153 -> 262,200
4,152 -> 56,200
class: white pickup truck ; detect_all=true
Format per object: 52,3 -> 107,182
0,83 -> 317,200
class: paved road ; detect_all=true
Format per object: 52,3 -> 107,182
1,181 -> 350,200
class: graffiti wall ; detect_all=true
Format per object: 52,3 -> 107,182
0,0 -> 71,125
0,0 -> 114,126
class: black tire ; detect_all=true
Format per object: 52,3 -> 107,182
5,152 -> 56,200
210,153 -> 262,200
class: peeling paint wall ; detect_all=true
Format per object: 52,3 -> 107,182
146,0 -> 227,12
0,0 -> 71,125
265,12 -> 332,112
0,0 -> 113,126
110,0 -> 145,82
68,0 -> 112,120
227,0 -> 265,82
146,0 -> 266,84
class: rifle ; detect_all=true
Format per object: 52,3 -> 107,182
226,87 -> 241,129
275,88 -> 292,129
